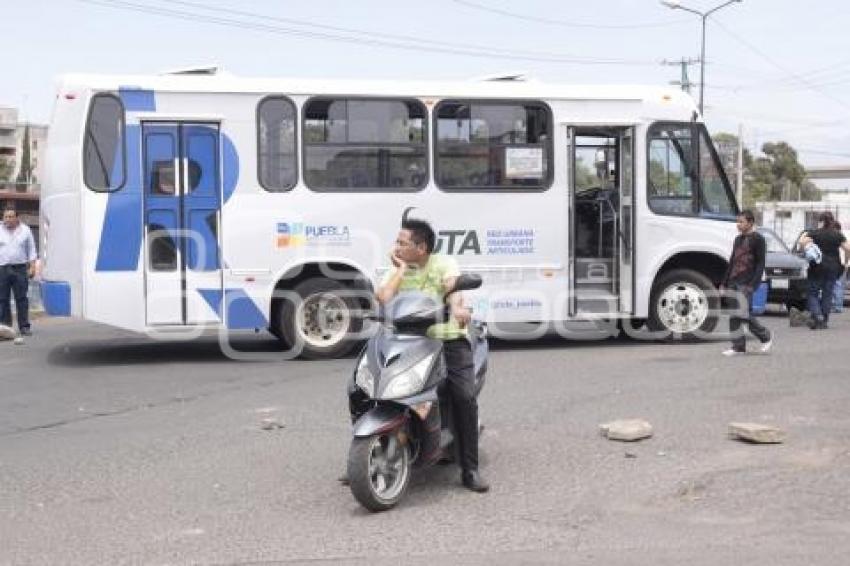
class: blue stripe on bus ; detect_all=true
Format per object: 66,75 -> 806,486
198,288 -> 267,329
95,88 -> 240,272
95,124 -> 143,271
118,88 -> 156,111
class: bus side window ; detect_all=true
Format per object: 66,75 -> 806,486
647,124 -> 697,216
187,160 -> 202,192
151,161 -> 176,195
147,223 -> 178,271
303,98 -> 427,191
257,96 -> 298,191
83,93 -> 126,192
149,160 -> 202,195
435,100 -> 552,191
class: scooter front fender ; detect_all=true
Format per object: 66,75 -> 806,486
352,404 -> 408,438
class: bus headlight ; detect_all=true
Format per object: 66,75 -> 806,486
355,355 -> 375,397
380,355 -> 434,400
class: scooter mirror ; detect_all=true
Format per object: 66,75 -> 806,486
449,274 -> 482,294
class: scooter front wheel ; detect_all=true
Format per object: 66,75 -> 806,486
347,433 -> 411,512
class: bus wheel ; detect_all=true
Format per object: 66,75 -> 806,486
277,278 -> 361,359
648,269 -> 718,340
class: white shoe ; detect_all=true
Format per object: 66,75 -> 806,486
760,337 -> 773,354
722,349 -> 745,356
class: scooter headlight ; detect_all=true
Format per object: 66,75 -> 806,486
355,355 -> 375,397
380,354 -> 435,400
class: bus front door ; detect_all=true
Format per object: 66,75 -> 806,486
142,122 -> 223,326
567,126 -> 635,316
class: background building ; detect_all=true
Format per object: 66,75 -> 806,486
0,106 -> 48,189
0,107 -> 18,178
0,105 -> 46,241
755,165 -> 850,247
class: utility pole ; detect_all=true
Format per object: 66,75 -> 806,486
661,0 -> 743,115
662,58 -> 700,94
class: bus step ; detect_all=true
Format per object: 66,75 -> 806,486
575,258 -> 614,282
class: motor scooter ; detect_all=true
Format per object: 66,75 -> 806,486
345,274 -> 487,512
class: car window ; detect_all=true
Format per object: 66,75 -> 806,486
790,230 -> 808,254
759,229 -> 789,254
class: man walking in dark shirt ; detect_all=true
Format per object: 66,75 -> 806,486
721,209 -> 773,356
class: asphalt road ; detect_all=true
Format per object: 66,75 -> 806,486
2,313 -> 850,565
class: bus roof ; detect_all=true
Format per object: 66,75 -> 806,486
56,72 -> 698,112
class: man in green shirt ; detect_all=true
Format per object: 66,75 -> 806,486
376,218 -> 489,493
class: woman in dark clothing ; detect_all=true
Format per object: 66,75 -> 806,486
832,221 -> 847,313
798,211 -> 850,329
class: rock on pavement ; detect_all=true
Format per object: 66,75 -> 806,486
600,419 -> 653,442
728,422 -> 786,444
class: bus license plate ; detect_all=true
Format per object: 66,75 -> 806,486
772,278 -> 789,289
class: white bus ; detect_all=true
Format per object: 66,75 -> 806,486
41,70 -> 739,359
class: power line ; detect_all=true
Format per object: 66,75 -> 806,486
452,0 -> 690,30
760,124 -> 849,137
75,0 -> 659,67
701,67 -> 850,93
710,61 -> 784,78
709,106 -> 839,127
167,0 -> 602,57
759,57 -> 850,85
716,59 -> 850,90
711,18 -> 850,111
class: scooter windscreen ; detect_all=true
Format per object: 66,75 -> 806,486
383,291 -> 445,328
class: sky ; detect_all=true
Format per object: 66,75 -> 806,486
4,0 -> 850,168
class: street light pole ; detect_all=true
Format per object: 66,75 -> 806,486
660,0 -> 743,115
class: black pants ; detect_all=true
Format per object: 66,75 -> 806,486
0,264 -> 30,331
442,338 -> 479,474
729,283 -> 770,352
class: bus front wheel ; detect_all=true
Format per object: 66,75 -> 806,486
276,277 -> 361,359
648,268 -> 719,340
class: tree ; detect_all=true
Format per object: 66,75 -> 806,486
0,156 -> 14,182
648,159 -> 685,195
762,142 -> 806,195
745,157 -> 774,205
16,124 -> 32,186
713,132 -> 753,177
712,133 -> 818,207
799,179 -> 821,201
574,157 -> 598,192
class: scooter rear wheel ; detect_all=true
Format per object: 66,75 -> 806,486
348,433 -> 411,512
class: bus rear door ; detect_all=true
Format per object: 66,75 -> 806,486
142,122 -> 223,326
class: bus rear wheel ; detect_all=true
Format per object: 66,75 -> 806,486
277,277 -> 361,359
648,268 -> 719,340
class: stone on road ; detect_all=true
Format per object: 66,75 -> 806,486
599,418 -> 653,441
729,422 -> 786,444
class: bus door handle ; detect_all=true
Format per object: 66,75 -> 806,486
599,196 -> 630,256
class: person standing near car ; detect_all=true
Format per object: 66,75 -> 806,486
0,207 -> 38,336
721,210 -> 772,356
830,221 -> 846,314
798,212 -> 850,329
